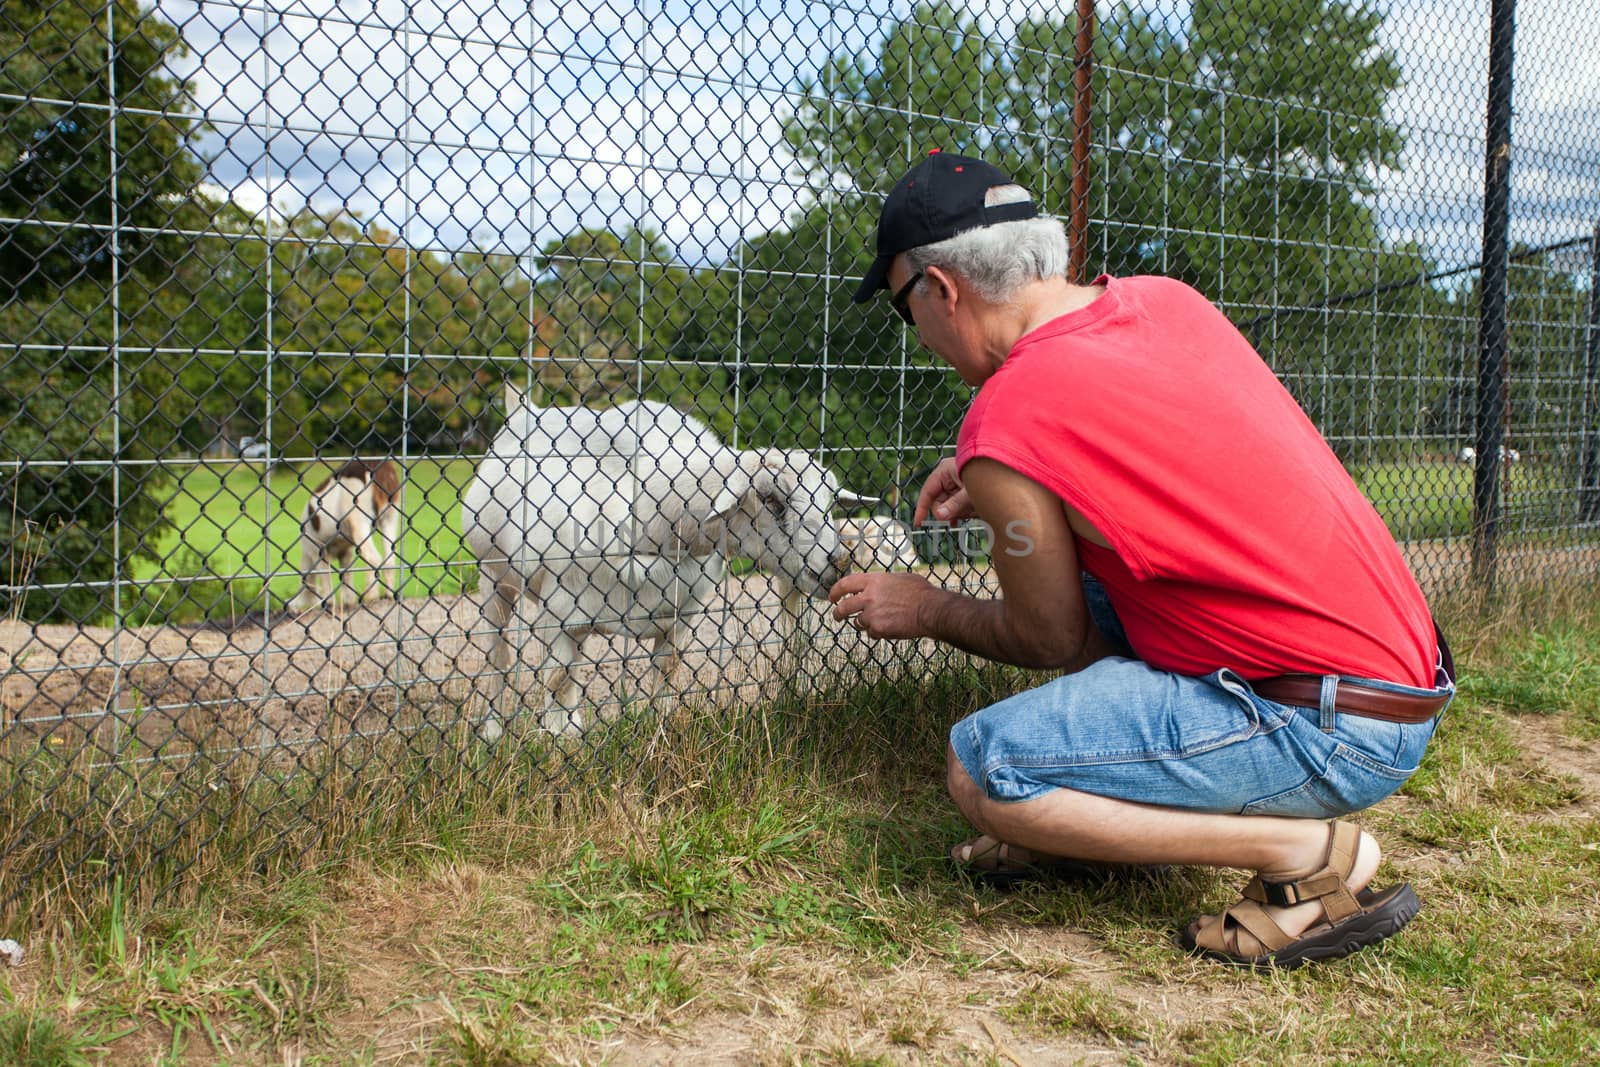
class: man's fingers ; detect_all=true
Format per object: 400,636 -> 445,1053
914,458 -> 967,525
830,590 -> 863,621
913,458 -> 959,526
933,489 -> 972,521
933,489 -> 963,518
827,573 -> 866,603
915,485 -> 959,525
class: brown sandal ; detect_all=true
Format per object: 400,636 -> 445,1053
1180,821 -> 1421,969
950,835 -> 1164,889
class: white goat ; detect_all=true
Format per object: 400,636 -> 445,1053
462,399 -> 874,738
838,515 -> 920,571
287,459 -> 402,612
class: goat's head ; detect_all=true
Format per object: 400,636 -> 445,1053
706,449 -> 878,597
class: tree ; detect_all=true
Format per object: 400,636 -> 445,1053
0,0 -> 201,301
770,0 -> 1444,465
0,0 -> 201,622
528,226 -> 694,407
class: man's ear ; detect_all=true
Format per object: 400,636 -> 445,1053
924,264 -> 959,312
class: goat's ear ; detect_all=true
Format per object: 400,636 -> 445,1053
752,455 -> 798,515
708,453 -> 761,519
835,491 -> 882,509
708,484 -> 743,519
709,450 -> 789,519
756,472 -> 790,522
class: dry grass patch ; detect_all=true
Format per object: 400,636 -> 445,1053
4,601 -> 1600,1063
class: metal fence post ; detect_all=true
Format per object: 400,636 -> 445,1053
1069,0 -> 1095,285
1582,223 -> 1600,522
1471,0 -> 1518,590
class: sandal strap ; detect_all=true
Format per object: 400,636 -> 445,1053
1242,821 -> 1363,923
1193,898 -> 1295,955
957,836 -> 1027,872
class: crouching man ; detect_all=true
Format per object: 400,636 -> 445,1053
827,151 -> 1453,968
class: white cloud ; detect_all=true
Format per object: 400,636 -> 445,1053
158,0 -> 824,265
157,0 -> 1600,271
1379,0 -> 1600,262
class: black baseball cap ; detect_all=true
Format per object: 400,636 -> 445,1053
852,150 -> 1038,304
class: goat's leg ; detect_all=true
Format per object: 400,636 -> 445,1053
644,627 -> 685,708
287,534 -> 325,613
536,627 -> 584,735
473,560 -> 523,742
315,560 -> 334,609
334,550 -> 358,610
357,530 -> 387,603
373,507 -> 403,599
529,577 -> 588,733
773,583 -> 811,681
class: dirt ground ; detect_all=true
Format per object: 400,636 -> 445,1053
5,544 -> 1600,1063
0,533 -> 1594,765
0,566 -> 1003,764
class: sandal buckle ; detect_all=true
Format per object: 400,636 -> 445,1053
1258,879 -> 1302,907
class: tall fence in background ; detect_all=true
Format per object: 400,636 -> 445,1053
2,0 -> 1598,913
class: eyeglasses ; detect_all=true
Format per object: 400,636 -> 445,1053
889,270 -> 924,326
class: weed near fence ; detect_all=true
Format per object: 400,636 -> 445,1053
1,586 -> 1597,1063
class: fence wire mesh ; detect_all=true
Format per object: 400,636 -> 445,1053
2,0 -> 1598,911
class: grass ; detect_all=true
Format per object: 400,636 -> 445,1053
111,454 -> 1586,626
1354,456 -> 1574,541
2,590 -> 1598,1063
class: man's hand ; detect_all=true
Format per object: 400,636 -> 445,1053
827,572 -> 935,640
913,457 -> 974,525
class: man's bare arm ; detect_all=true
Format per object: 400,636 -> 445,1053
916,458 -> 1114,671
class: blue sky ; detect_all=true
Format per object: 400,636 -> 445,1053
159,0 -> 1600,271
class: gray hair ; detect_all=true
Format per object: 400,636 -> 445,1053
904,184 -> 1070,304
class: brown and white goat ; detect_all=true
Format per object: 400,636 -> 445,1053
288,459 -> 403,612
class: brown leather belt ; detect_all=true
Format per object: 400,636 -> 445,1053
1249,675 -> 1448,723
1250,622 -> 1455,725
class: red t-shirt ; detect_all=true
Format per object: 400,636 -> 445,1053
955,274 -> 1436,686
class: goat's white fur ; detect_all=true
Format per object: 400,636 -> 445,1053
462,399 -> 874,739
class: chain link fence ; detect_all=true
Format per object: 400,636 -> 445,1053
2,0 -> 1598,912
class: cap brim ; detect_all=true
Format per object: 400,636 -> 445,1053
851,254 -> 892,304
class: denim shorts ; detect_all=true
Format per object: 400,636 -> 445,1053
948,579 -> 1451,817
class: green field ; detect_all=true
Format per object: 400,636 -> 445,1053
124,454 -> 1577,624
129,458 -> 479,622
1355,457 -> 1568,541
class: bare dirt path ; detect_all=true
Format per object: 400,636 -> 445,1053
0,566 -> 1000,761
